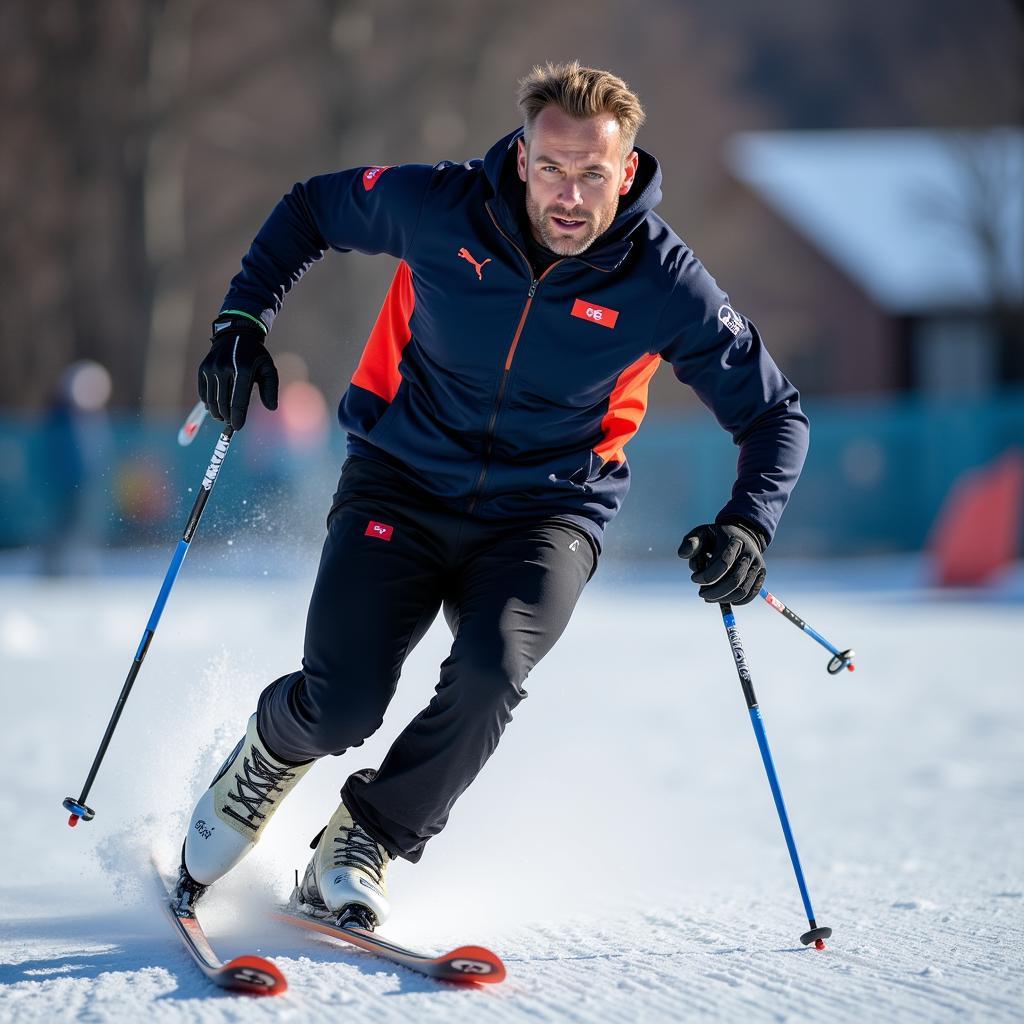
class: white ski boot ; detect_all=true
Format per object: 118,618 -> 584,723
293,795 -> 393,929
183,714 -> 313,886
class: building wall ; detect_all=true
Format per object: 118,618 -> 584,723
653,175 -> 901,406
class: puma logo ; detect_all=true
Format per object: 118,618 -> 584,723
458,247 -> 491,280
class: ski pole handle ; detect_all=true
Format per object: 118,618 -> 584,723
63,426 -> 235,827
758,588 -> 855,675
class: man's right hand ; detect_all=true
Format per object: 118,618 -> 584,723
678,520 -> 767,605
198,313 -> 279,431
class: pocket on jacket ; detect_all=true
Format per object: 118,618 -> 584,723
558,450 -> 604,491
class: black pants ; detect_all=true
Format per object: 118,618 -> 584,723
256,457 -> 597,862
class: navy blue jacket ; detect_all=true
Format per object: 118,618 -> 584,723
222,127 -> 809,550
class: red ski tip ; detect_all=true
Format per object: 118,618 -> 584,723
847,664 -> 855,672
68,814 -> 79,827
223,955 -> 288,995
815,938 -> 826,950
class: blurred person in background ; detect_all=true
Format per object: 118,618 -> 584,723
40,360 -> 113,576
175,62 -> 808,929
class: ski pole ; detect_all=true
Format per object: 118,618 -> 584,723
719,602 -> 832,950
177,400 -> 209,447
759,587 -> 855,675
63,421 -> 234,827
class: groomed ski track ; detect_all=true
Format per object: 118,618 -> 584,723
1,565 -> 1021,1022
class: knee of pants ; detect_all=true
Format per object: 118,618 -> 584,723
440,646 -> 528,719
304,709 -> 386,757
272,670 -> 393,758
315,683 -> 394,753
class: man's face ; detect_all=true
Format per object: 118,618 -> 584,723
517,105 -> 639,257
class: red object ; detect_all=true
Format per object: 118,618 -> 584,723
68,815 -> 78,827
362,166 -> 391,191
365,520 -> 394,541
457,247 -> 492,280
930,450 -> 1024,586
571,298 -> 619,329
815,939 -> 826,950
171,905 -> 288,994
274,910 -> 506,983
593,352 -> 660,465
222,956 -> 288,995
351,261 -> 415,403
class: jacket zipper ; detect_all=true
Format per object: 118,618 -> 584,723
466,206 -> 563,512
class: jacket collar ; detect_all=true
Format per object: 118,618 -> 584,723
482,126 -> 662,272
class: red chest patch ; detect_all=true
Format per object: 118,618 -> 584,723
362,166 -> 391,191
364,520 -> 394,541
571,298 -> 619,329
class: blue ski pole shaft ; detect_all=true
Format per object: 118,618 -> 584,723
63,427 -> 234,827
758,587 -> 855,675
719,602 -> 832,949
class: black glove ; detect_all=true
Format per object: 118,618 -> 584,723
678,519 -> 767,605
198,313 -> 279,430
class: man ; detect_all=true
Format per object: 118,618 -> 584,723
180,62 -> 808,930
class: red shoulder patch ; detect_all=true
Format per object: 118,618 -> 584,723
362,166 -> 392,191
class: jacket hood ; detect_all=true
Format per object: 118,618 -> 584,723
482,126 -> 663,268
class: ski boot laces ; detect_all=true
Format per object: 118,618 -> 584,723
221,746 -> 300,832
332,821 -> 389,887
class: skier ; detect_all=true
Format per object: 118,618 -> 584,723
179,62 -> 809,929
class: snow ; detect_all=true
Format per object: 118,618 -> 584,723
1,564 -> 1022,1022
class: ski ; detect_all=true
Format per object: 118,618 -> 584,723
274,908 -> 506,984
152,860 -> 287,996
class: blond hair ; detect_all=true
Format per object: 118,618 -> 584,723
517,61 -> 646,157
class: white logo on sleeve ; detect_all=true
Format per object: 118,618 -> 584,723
718,304 -> 744,337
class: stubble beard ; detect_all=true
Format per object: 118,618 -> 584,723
524,188 -> 618,257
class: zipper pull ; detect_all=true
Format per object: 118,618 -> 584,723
528,279 -> 538,298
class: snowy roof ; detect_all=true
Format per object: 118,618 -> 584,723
726,128 -> 1024,314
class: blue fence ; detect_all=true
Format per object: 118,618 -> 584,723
2,390 -> 1022,560
623,390 -> 1024,556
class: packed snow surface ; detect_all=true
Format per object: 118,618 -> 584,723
1,564 -> 1021,1022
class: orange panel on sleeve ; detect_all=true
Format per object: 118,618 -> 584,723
351,261 -> 415,402
593,353 -> 661,465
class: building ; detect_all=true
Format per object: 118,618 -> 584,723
721,127 -> 1024,397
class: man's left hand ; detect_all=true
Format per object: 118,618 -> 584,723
678,521 -> 766,605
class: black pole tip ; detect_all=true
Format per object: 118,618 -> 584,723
827,650 -> 855,675
800,925 -> 832,948
63,797 -> 96,826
